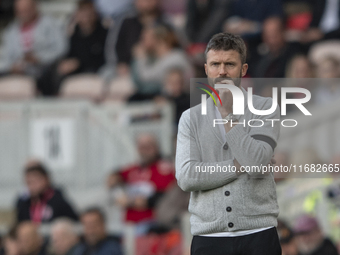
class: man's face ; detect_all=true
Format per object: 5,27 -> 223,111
262,18 -> 285,53
165,71 -> 184,97
281,240 -> 299,255
140,28 -> 157,52
15,0 -> 38,24
135,0 -> 159,15
137,134 -> 159,165
17,223 -> 42,255
76,5 -> 97,30
204,49 -> 248,87
81,213 -> 106,246
51,228 -> 77,255
25,172 -> 49,197
295,229 -> 323,254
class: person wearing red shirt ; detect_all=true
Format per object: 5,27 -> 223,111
107,133 -> 175,234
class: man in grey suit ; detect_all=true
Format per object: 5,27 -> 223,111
176,32 -> 282,254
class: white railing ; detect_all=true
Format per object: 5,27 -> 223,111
0,100 -> 174,212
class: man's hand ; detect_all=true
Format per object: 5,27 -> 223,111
24,52 -> 39,65
301,28 -> 323,43
106,173 -> 123,189
58,58 -> 80,75
117,63 -> 130,76
233,159 -> 243,176
10,62 -> 25,74
215,79 -> 235,118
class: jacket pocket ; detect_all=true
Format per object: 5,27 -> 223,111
241,177 -> 279,216
189,189 -> 217,222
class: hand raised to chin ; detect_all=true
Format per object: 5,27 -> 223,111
215,79 -> 234,118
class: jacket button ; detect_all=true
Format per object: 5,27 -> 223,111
228,222 -> 234,228
226,207 -> 232,212
223,144 -> 228,150
225,191 -> 230,196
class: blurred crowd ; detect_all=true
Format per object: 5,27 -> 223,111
1,0 -> 340,254
0,133 -> 189,255
0,0 -> 340,109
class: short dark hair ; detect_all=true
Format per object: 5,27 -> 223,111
78,0 -> 94,9
25,164 -> 49,179
205,33 -> 247,64
81,207 -> 106,223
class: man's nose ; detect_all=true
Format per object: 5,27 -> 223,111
218,64 -> 228,76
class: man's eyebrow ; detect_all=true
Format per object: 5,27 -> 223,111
224,61 -> 237,64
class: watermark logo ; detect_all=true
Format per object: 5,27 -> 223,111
196,82 -> 222,114
199,84 -> 312,116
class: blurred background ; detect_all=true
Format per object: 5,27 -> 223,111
1,0 -> 340,254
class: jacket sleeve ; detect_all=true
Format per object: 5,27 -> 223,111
175,110 -> 238,192
224,98 -> 280,177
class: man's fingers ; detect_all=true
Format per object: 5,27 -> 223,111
270,157 -> 276,164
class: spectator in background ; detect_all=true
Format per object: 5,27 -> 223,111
315,56 -> 340,79
0,0 -> 66,93
41,0 -> 108,96
224,0 -> 283,38
273,151 -> 291,182
2,227 -> 19,255
186,0 -> 231,43
16,162 -> 78,223
250,17 -> 300,84
78,208 -> 123,255
16,222 -> 47,255
115,0 -> 167,75
277,220 -> 300,255
61,0 -> 107,75
286,54 -> 314,79
314,56 -> 340,105
50,219 -> 80,255
302,0 -> 340,44
107,133 -> 175,235
293,215 -> 338,255
130,24 -> 192,100
283,54 -> 315,112
155,68 -> 190,125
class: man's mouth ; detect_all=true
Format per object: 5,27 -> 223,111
214,77 -> 234,85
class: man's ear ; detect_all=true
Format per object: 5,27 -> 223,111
241,63 -> 248,77
204,63 -> 208,76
